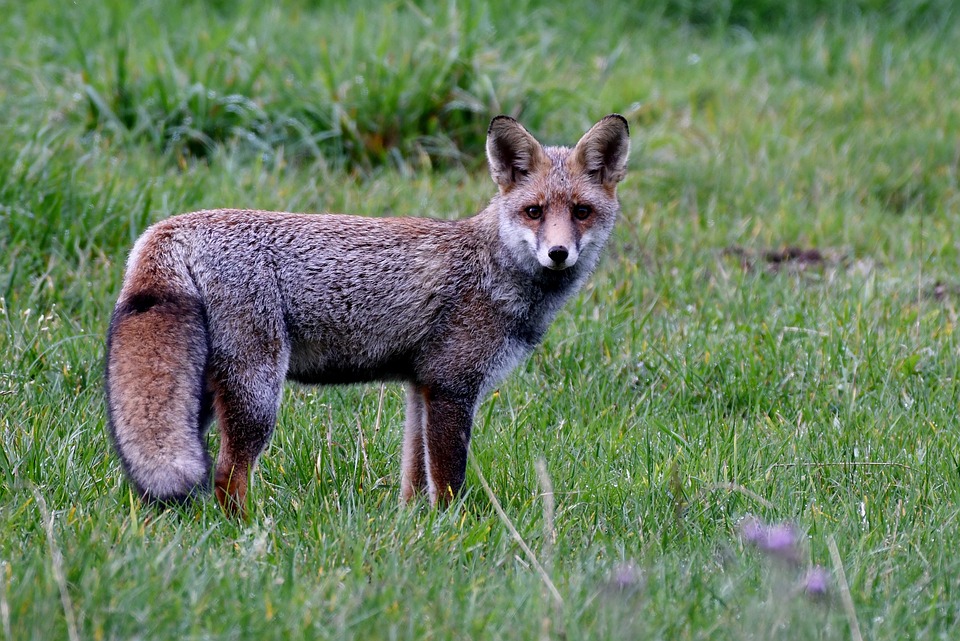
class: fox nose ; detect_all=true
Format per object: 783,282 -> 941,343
547,246 -> 569,264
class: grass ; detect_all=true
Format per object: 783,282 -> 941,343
2,0 -> 959,638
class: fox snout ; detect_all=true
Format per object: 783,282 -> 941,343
541,242 -> 578,270
548,245 -> 568,264
536,215 -> 581,270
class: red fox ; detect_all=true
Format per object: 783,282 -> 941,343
105,115 -> 630,515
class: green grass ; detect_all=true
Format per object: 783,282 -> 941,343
2,0 -> 960,638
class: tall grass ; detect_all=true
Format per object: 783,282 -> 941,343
49,1 -> 563,171
14,0 -> 955,172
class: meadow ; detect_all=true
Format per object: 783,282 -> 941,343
1,0 -> 959,638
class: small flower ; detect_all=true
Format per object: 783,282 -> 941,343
802,565 -> 830,598
739,516 -> 765,543
604,561 -> 644,595
763,523 -> 800,558
739,516 -> 803,565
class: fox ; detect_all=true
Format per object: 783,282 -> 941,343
105,114 -> 630,515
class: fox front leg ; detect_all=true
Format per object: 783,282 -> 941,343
414,386 -> 476,506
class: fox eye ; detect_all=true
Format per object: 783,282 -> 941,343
524,205 -> 543,220
573,204 -> 592,220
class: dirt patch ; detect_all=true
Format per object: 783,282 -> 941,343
723,245 -> 843,274
762,247 -> 825,267
927,280 -> 960,302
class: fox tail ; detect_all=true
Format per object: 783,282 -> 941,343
105,257 -> 212,504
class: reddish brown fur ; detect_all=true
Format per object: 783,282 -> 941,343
105,115 -> 629,513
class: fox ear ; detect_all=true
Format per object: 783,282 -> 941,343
571,114 -> 630,188
486,116 -> 549,192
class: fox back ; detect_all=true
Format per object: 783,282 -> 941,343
105,115 -> 630,514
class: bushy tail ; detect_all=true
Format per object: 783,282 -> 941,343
105,286 -> 212,504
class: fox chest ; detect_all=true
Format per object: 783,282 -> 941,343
471,332 -> 539,401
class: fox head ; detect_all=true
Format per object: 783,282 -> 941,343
486,114 -> 629,277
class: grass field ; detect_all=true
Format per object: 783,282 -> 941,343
2,0 -> 959,638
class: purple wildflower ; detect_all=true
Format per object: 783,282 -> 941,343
740,516 -> 765,544
605,561 -> 644,595
739,516 -> 803,565
802,565 -> 830,598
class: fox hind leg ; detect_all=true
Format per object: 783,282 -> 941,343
209,362 -> 286,518
400,385 -> 428,502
